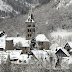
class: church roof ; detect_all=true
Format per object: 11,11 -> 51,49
36,34 -> 49,42
25,13 -> 35,23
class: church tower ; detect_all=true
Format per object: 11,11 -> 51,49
25,8 -> 35,40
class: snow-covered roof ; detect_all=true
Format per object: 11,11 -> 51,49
49,43 -> 59,51
6,50 -> 22,60
55,47 -> 70,57
31,50 -> 56,61
18,54 -> 32,64
25,13 -> 35,23
36,34 -> 49,42
6,37 -> 30,47
67,42 -> 72,48
25,18 -> 35,23
6,50 -> 22,54
0,38 -> 5,49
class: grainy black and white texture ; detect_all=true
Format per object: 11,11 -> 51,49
0,0 -> 72,72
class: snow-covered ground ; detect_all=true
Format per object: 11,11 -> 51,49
0,0 -> 13,12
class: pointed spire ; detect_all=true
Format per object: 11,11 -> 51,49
25,5 -> 34,23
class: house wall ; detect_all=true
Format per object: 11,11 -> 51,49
38,41 -> 50,50
21,47 -> 30,54
5,40 -> 14,50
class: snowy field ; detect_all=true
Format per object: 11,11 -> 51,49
0,0 -> 13,12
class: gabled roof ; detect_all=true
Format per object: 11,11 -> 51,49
31,50 -> 56,61
55,47 -> 70,57
36,34 -> 49,42
49,43 -> 59,51
67,42 -> 72,48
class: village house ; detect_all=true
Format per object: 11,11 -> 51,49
55,47 -> 70,57
64,42 -> 72,52
64,42 -> 72,55
6,37 -> 30,53
55,47 -> 70,68
6,50 -> 22,61
36,34 -> 50,50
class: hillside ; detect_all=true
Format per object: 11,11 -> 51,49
0,0 -> 51,20
0,0 -> 72,37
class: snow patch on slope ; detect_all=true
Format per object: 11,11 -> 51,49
0,0 -> 13,12
56,0 -> 72,9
